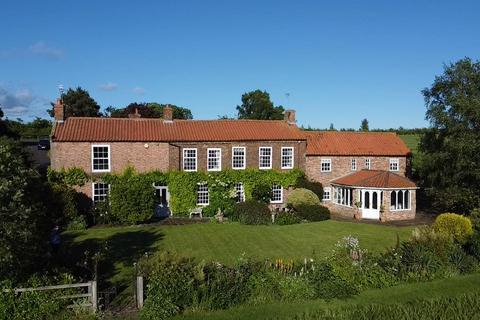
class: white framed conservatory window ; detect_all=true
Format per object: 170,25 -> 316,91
281,147 -> 294,169
271,184 -> 283,203
390,190 -> 410,211
92,182 -> 110,203
183,148 -> 197,171
321,158 -> 331,172
351,158 -> 357,171
92,145 -> 110,172
323,187 -> 331,201
207,148 -> 222,171
196,183 -> 209,205
235,182 -> 245,203
259,147 -> 272,169
333,186 -> 353,207
389,158 -> 399,171
232,147 -> 246,169
365,158 -> 371,170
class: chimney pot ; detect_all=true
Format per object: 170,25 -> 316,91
163,104 -> 173,122
128,108 -> 142,119
54,98 -> 65,122
284,109 -> 296,124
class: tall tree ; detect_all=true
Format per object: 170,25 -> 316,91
0,137 -> 50,279
47,87 -> 101,118
417,58 -> 480,213
106,102 -> 193,119
236,90 -> 285,120
360,118 -> 369,131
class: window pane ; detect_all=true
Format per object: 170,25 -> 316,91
364,191 -> 370,209
281,147 -> 293,168
232,147 -> 245,169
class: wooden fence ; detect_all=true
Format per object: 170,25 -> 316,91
5,281 -> 97,311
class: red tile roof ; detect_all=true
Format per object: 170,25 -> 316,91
52,117 -> 306,142
331,170 -> 416,189
305,131 -> 410,156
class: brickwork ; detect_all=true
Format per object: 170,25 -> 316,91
306,156 -> 408,187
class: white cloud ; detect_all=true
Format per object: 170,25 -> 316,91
132,86 -> 146,95
0,86 -> 38,117
99,82 -> 118,92
29,41 -> 64,60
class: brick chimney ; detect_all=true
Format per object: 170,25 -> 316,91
53,98 -> 64,122
128,108 -> 141,119
284,109 -> 296,124
163,104 -> 173,122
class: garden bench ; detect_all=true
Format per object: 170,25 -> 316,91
189,207 -> 203,219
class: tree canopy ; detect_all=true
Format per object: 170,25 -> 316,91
360,118 -> 369,131
417,57 -> 480,213
106,102 -> 193,119
236,90 -> 285,120
0,137 -> 51,279
47,87 -> 101,118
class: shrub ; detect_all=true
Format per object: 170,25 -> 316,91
276,274 -> 316,301
432,213 -> 473,244
275,211 -> 301,225
251,182 -> 273,203
448,246 -> 478,274
232,200 -> 271,225
465,232 -> 480,261
294,204 -> 330,221
295,176 -> 323,201
287,188 -> 321,209
469,208 -> 480,231
66,215 -> 87,231
307,261 -> 359,299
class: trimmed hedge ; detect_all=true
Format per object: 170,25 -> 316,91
287,188 -> 321,209
232,200 -> 271,225
294,204 -> 330,221
433,213 -> 473,244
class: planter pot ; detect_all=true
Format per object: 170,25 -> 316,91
354,210 -> 362,220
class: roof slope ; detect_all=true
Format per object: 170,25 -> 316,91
331,170 -> 416,189
305,131 -> 410,156
52,117 -> 306,142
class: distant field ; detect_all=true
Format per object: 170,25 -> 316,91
399,134 -> 420,154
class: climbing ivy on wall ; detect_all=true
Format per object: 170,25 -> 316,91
49,167 -> 304,220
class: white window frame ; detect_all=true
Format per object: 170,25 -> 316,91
196,183 -> 209,206
235,182 -> 245,203
92,182 -> 110,203
333,186 -> 353,207
207,148 -> 222,171
281,147 -> 294,169
232,147 -> 246,170
259,147 -> 273,169
91,144 -> 111,173
183,148 -> 197,172
320,158 -> 332,172
351,158 -> 357,171
389,158 -> 400,172
323,187 -> 331,201
390,190 -> 411,211
271,184 -> 283,204
365,158 -> 371,170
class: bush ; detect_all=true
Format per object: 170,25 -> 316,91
276,274 -> 316,301
432,213 -> 473,244
307,261 -> 359,300
232,200 -> 271,225
469,208 -> 480,231
275,211 -> 301,225
251,182 -> 273,203
295,176 -> 323,201
294,204 -> 330,221
287,188 -> 321,209
66,215 -> 87,231
465,232 -> 480,261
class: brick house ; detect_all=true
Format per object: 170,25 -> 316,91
51,100 -> 306,214
305,131 -> 417,221
50,99 -> 417,221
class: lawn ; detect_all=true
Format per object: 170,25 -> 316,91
64,221 -> 414,291
399,134 -> 420,155
175,273 -> 480,320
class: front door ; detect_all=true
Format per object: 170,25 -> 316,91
154,185 -> 170,217
361,189 -> 382,220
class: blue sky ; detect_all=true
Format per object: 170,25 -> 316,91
1,0 -> 479,129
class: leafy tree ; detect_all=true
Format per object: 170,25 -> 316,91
360,118 -> 369,131
47,87 -> 101,118
329,123 -> 335,131
0,137 -> 50,279
417,58 -> 480,213
236,90 -> 284,120
107,102 -> 193,119
0,106 -> 3,118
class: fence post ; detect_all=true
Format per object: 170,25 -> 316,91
136,276 -> 144,309
91,281 -> 98,312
